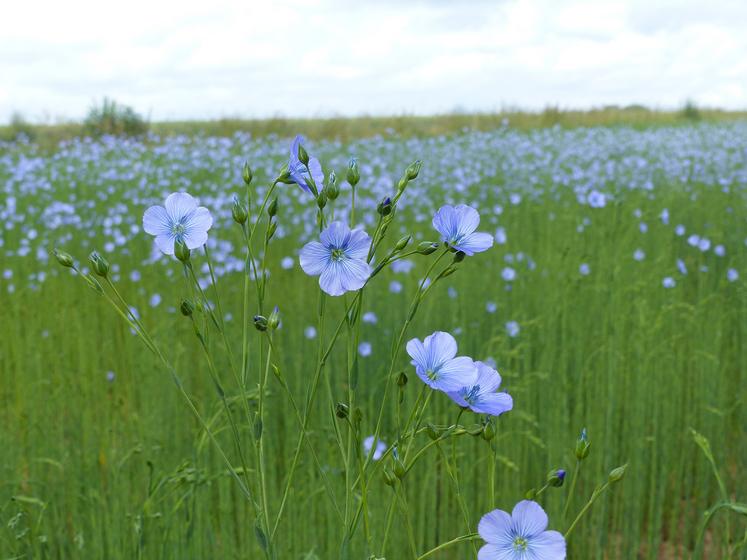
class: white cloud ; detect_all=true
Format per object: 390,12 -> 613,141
1,0 -> 745,123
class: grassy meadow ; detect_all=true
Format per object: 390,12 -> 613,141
1,117 -> 746,558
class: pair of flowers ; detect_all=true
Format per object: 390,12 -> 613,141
300,204 -> 494,296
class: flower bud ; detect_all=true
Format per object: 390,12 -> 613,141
437,266 -> 458,280
335,402 -> 349,419
405,160 -> 422,181
297,143 -> 309,166
317,191 -> 327,209
267,196 -> 278,218
394,235 -> 411,252
346,158 -> 360,187
180,299 -> 195,317
575,428 -> 591,460
393,457 -> 406,479
482,420 -> 496,441
242,161 -> 253,185
276,163 -> 294,184
174,239 -> 191,263
396,371 -> 408,387
525,488 -> 537,500
253,315 -> 268,331
547,468 -> 566,487
377,196 -> 393,216
608,464 -> 627,483
88,251 -> 109,278
383,468 -> 396,487
416,241 -> 440,255
232,196 -> 248,225
325,179 -> 340,201
452,251 -> 466,263
267,221 -> 278,240
53,249 -> 74,268
268,306 -> 280,330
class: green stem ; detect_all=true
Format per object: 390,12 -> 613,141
416,533 -> 480,559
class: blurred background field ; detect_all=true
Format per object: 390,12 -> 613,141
1,116 -> 746,558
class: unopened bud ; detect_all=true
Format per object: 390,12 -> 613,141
174,240 -> 191,263
335,402 -> 349,419
180,299 -> 195,317
608,464 -> 627,483
267,196 -> 278,218
242,161 -> 253,185
383,468 -> 396,487
276,163 -> 294,184
267,221 -> 278,240
417,242 -> 440,255
547,469 -> 566,487
394,235 -> 411,252
452,251 -> 466,263
53,249 -> 74,268
405,160 -> 422,181
575,428 -> 591,460
393,457 -> 406,479
325,179 -> 340,201
482,420 -> 496,441
438,266 -> 458,279
253,315 -> 268,331
377,196 -> 392,216
396,371 -> 408,387
346,158 -> 360,186
268,305 -> 280,330
317,191 -> 327,209
525,488 -> 537,500
88,251 -> 109,278
297,143 -> 309,166
232,196 -> 248,225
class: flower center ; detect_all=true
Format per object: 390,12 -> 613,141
512,536 -> 528,551
464,384 -> 481,404
171,222 -> 186,236
425,368 -> 438,380
331,248 -> 345,261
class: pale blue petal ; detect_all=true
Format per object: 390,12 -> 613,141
511,500 -> 548,538
406,338 -> 428,371
432,205 -> 457,240
182,228 -> 208,250
143,205 -> 171,236
319,261 -> 345,296
475,361 -> 502,392
165,192 -> 198,222
339,258 -> 371,292
185,206 -> 213,234
308,157 -> 324,190
155,233 -> 176,255
435,356 -> 478,392
478,543 -> 514,560
321,221 -> 350,249
346,229 -> 372,260
474,392 -> 513,416
478,509 -> 513,544
530,530 -> 566,560
299,241 -> 329,276
455,232 -> 494,255
454,204 -> 480,237
424,331 -> 458,367
446,389 -> 470,408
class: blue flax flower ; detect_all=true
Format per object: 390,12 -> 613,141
432,204 -> 494,256
447,361 -> 513,416
289,135 -> 324,194
406,331 -> 477,392
142,192 -> 213,255
478,500 -> 566,560
299,221 -> 372,296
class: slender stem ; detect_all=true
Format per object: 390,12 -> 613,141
564,482 -> 610,539
562,460 -> 581,520
416,533 -> 480,559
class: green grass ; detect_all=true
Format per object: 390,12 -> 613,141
0,124 -> 745,559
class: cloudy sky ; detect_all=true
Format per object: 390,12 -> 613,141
1,0 -> 746,123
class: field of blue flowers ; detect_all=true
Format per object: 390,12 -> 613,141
1,122 -> 746,559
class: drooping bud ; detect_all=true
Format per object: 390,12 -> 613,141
267,196 -> 278,218
297,143 -> 309,166
346,158 -> 360,187
377,196 -> 393,216
53,249 -> 74,268
174,239 -> 191,263
393,457 -> 406,479
253,315 -> 268,331
232,196 -> 248,225
547,469 -> 566,487
394,235 -> 411,252
335,402 -> 349,419
242,161 -> 253,185
482,419 -> 496,441
416,242 -> 440,255
437,266 -> 458,280
268,306 -> 280,330
88,251 -> 109,278
608,464 -> 628,483
575,428 -> 591,460
180,299 -> 195,317
452,251 -> 466,263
